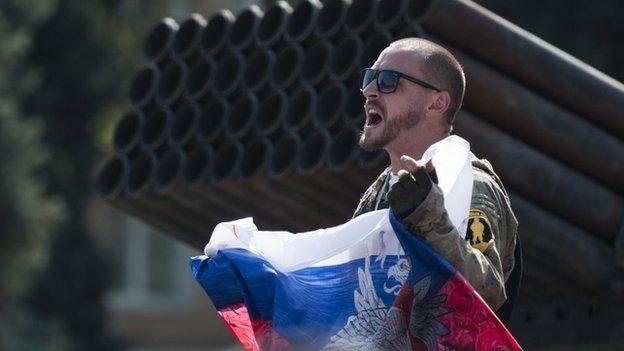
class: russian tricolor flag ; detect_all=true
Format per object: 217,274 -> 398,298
191,208 -> 521,350
191,136 -> 521,350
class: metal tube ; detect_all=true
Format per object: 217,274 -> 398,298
511,192 -> 613,292
156,59 -> 189,111
240,138 -> 272,180
311,168 -> 358,200
181,145 -> 246,221
263,177 -> 346,226
128,64 -> 159,114
126,149 -> 209,232
357,147 -> 389,170
264,171 -> 357,226
169,101 -> 200,151
283,83 -> 317,135
200,10 -> 235,60
328,126 -> 360,172
144,17 -> 178,67
326,166 -> 377,194
184,57 -> 216,104
430,35 -> 624,192
195,179 -> 312,231
268,132 -> 301,177
104,195 -> 207,250
345,0 -> 377,36
330,160 -> 387,192
302,40 -> 334,87
256,88 -> 288,137
316,0 -> 351,41
375,0 -> 408,33
135,192 -> 213,239
97,149 -> 201,248
272,43 -> 305,90
96,155 -> 129,199
455,110 -> 624,240
286,0 -> 322,46
225,92 -> 259,140
257,1 -> 292,49
297,129 -> 331,174
521,258 -> 588,298
330,35 -> 364,82
231,178 -> 334,231
213,51 -> 246,97
182,144 -> 316,230
228,5 -> 263,54
264,134 -> 358,224
153,147 -> 235,230
141,107 -> 172,156
181,144 -> 252,225
344,88 -> 365,126
125,149 -> 157,195
182,143 -> 214,187
172,13 -> 207,65
314,80 -> 346,129
516,275 -> 546,300
242,48 -> 276,94
415,0 -> 624,139
361,30 -> 392,68
615,224 -> 624,272
197,97 -> 229,145
113,110 -> 144,159
181,144 -> 284,228
211,141 -> 244,182
396,21 -> 425,40
154,147 -> 189,195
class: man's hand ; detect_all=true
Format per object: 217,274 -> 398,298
388,155 -> 436,220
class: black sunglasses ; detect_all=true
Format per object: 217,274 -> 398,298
359,68 -> 441,93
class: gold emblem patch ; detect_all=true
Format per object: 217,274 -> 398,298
466,209 -> 494,252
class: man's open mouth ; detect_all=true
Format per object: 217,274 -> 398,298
367,113 -> 382,126
365,108 -> 383,127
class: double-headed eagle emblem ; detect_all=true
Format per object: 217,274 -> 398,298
323,256 -> 452,350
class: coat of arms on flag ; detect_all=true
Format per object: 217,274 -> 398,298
190,137 -> 522,350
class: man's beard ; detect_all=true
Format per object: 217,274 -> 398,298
358,109 -> 422,151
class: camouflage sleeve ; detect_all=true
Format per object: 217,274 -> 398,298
400,170 -> 516,311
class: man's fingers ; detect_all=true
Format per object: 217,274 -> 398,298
399,155 -> 418,172
397,169 -> 410,178
425,159 -> 435,173
399,155 -> 436,173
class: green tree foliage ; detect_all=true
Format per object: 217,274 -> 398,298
21,0 -> 169,349
0,0 -> 65,349
1,0 -> 168,350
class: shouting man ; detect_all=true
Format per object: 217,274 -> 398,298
353,38 -> 521,322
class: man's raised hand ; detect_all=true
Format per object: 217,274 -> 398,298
388,155 -> 436,220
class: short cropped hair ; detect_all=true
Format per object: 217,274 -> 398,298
389,38 -> 466,124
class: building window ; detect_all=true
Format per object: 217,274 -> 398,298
89,200 -> 198,312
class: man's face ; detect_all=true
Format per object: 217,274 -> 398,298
358,48 -> 432,151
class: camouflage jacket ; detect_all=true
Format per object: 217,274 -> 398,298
353,155 -> 518,311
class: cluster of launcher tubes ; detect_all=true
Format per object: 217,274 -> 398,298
96,0 -> 624,301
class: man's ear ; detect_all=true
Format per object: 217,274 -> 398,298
426,91 -> 451,118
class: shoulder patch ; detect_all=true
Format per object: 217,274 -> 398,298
466,209 -> 494,252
